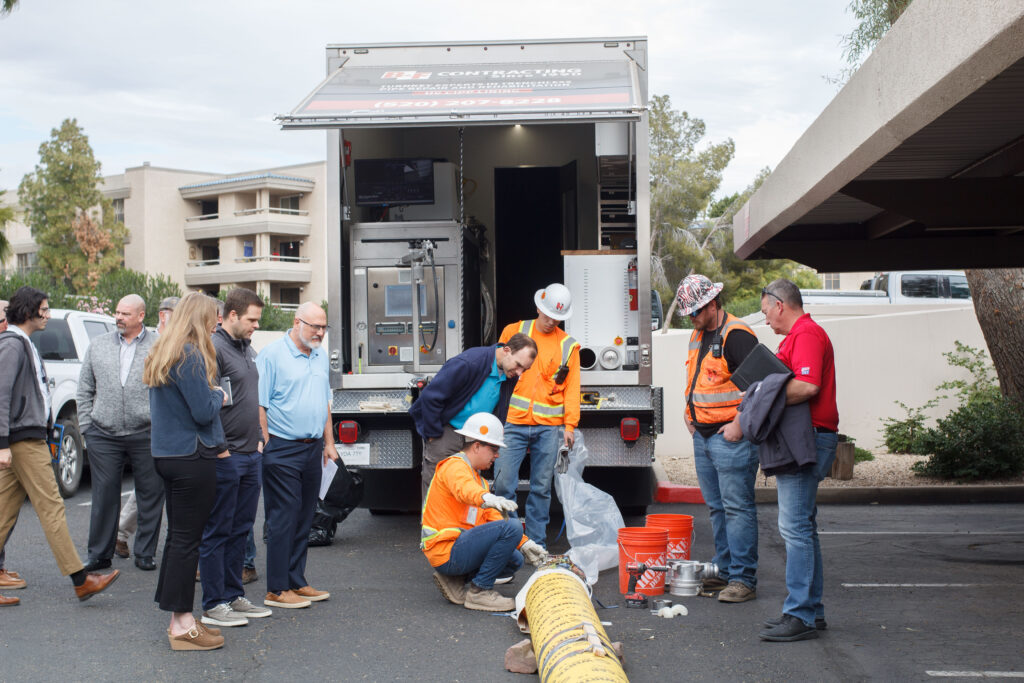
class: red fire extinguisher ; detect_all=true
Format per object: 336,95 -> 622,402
628,258 -> 638,311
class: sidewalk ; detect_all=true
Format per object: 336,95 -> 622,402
652,459 -> 1024,505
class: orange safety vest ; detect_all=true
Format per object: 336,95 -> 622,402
420,453 -> 526,567
502,320 -> 580,427
685,312 -> 753,425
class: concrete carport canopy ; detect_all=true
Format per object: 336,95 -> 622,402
277,38 -> 646,129
733,1 -> 1024,272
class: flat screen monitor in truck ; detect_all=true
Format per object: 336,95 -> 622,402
354,158 -> 435,206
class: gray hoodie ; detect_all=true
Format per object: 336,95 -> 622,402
0,330 -> 50,448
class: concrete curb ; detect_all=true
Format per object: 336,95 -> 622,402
653,460 -> 1024,505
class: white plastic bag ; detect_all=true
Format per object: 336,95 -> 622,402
554,431 -> 624,584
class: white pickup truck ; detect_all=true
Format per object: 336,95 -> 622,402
30,308 -> 116,497
801,270 -> 972,305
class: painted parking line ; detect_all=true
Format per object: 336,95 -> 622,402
842,583 -> 999,588
926,672 -> 1024,678
821,531 -> 1024,535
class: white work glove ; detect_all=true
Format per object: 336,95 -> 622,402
521,540 -> 548,567
481,493 -> 518,513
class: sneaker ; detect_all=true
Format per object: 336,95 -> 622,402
717,581 -> 756,603
759,614 -> 819,642
264,590 -> 311,609
241,567 -> 258,585
463,584 -> 515,612
229,596 -> 273,618
432,571 -> 467,605
701,576 -> 728,592
114,540 -> 130,559
201,603 -> 249,627
293,585 -> 330,602
764,614 -> 827,631
167,624 -> 225,651
494,572 -> 515,586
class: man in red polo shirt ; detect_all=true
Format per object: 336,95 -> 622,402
758,278 -> 838,643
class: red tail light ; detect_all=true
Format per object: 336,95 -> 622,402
620,417 -> 640,442
337,420 -> 359,444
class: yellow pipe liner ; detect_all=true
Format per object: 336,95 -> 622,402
525,570 -> 629,683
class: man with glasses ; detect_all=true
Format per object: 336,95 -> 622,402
256,302 -> 338,610
0,286 -> 120,606
421,412 -> 547,612
675,274 -> 760,603
757,279 -> 838,642
410,333 -> 538,500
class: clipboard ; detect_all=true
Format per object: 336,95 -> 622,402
731,344 -> 792,392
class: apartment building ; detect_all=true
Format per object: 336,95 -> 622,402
2,160 -> 328,307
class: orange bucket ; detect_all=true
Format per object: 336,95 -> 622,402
646,514 -> 694,561
617,527 -> 669,596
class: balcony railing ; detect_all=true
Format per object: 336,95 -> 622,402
183,207 -> 312,240
183,256 -> 312,287
233,255 -> 310,264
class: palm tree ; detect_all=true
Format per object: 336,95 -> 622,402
1,0 -> 20,17
0,187 -> 14,264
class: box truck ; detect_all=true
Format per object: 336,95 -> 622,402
279,37 -> 662,512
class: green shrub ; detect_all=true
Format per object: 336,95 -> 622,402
853,446 -> 874,463
882,398 -> 940,454
912,398 -> 1024,481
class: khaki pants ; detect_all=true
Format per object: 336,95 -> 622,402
0,439 -> 84,576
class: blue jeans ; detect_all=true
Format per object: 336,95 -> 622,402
435,519 -> 524,590
491,424 -> 560,546
692,431 -> 760,588
775,431 -> 838,627
199,451 -> 262,610
262,437 -> 323,594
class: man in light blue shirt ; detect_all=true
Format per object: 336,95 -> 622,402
256,302 -> 338,610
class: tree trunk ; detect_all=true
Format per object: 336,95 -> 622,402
964,268 -> 1024,404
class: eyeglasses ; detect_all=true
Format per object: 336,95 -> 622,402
761,287 -> 783,303
298,318 -> 329,333
688,303 -> 708,319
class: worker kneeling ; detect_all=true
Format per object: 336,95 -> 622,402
421,413 -> 547,611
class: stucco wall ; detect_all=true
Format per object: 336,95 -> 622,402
652,304 -> 987,457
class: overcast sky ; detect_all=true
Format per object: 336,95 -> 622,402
0,0 -> 856,198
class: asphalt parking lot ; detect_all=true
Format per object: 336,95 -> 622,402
1,477 -> 1022,682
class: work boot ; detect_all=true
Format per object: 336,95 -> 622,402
717,581 -> 756,603
701,576 -> 728,593
433,571 -> 467,605
463,584 -> 514,612
764,613 -> 827,631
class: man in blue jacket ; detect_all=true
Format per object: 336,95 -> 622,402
410,334 -> 537,499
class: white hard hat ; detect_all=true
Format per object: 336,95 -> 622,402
534,282 -> 573,321
455,412 -> 507,448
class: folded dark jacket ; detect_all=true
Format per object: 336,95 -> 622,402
739,372 -> 816,476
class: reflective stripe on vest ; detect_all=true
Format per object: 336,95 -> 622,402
420,453 -> 475,549
684,313 -> 753,424
510,320 -> 578,420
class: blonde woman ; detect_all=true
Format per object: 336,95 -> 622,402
144,292 -> 228,651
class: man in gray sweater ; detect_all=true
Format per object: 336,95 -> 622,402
78,294 -> 163,572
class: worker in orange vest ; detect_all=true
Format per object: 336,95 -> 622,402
422,413 -> 547,612
677,274 -> 760,604
492,283 -> 580,549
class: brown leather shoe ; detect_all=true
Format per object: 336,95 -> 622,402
167,625 -> 224,651
114,540 -> 130,559
0,592 -> 19,606
293,585 -> 330,602
264,590 -> 311,609
241,567 -> 258,585
0,569 -> 27,590
75,570 -> 120,601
